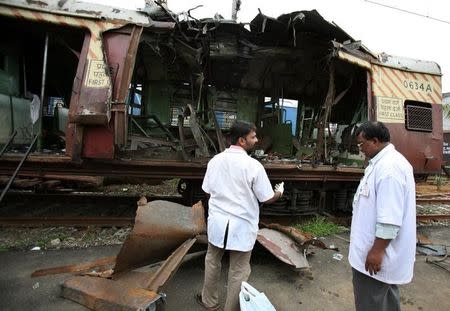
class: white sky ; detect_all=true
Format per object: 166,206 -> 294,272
87,0 -> 450,93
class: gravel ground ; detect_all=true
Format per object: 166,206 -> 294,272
0,226 -> 131,251
100,179 -> 180,196
1,217 -> 447,252
416,204 -> 450,215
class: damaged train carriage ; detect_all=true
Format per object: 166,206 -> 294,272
0,1 -> 443,214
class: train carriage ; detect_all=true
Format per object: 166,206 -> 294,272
0,0 -> 443,214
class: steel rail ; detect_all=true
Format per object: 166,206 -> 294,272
0,130 -> 17,157
1,214 -> 448,228
416,214 -> 450,222
2,192 -> 183,201
416,193 -> 450,198
416,198 -> 450,204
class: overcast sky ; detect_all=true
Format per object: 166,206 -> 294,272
87,0 -> 450,94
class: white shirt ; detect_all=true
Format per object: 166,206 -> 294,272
202,146 -> 274,251
349,143 -> 416,284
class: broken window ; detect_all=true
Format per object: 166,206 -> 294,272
122,12 -> 369,165
0,15 -> 84,152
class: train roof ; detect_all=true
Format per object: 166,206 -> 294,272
373,53 -> 441,76
0,0 -> 441,75
0,0 -> 154,24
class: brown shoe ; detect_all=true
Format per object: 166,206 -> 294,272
195,293 -> 220,311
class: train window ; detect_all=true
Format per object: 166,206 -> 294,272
214,111 -> 236,129
404,100 -> 432,132
170,106 -> 190,127
127,84 -> 142,116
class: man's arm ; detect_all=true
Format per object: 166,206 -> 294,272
263,191 -> 282,205
365,223 -> 400,275
368,172 -> 404,275
262,182 -> 284,205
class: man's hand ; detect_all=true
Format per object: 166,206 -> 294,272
274,182 -> 284,196
365,248 -> 384,275
263,182 -> 285,204
365,238 -> 390,275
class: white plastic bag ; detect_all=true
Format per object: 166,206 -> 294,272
239,282 -> 276,311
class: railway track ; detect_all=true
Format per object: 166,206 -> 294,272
416,214 -> 450,222
416,197 -> 450,204
0,192 -> 448,227
0,192 -> 183,227
1,214 -> 448,227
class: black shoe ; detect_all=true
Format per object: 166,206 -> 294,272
195,293 -> 220,311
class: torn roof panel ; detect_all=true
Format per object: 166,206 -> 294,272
249,10 -> 353,44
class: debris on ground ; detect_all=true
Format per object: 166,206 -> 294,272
28,198 -> 341,311
32,200 -> 207,311
332,253 -> 344,261
416,229 -> 450,273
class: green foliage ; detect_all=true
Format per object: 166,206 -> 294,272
294,216 -> 345,237
164,178 -> 180,190
434,174 -> 447,191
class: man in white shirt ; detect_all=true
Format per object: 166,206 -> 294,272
349,121 -> 416,311
197,120 -> 283,311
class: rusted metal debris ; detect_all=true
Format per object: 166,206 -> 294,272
58,200 -> 205,311
32,198 -> 334,310
113,200 -> 206,275
145,237 -> 197,291
62,276 -> 161,311
417,235 -> 450,272
260,222 -> 329,249
257,228 -> 310,269
417,233 -> 433,245
257,222 -> 337,269
61,237 -> 199,311
32,256 -> 116,278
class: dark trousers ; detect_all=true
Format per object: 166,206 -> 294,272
352,268 -> 400,311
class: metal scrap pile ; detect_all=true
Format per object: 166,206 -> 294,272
32,199 -> 332,310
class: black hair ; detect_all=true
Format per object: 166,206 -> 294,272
230,120 -> 256,145
355,121 -> 390,143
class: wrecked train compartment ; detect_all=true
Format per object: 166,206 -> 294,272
0,1 -> 443,214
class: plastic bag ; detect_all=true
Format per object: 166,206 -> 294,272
239,281 -> 276,311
